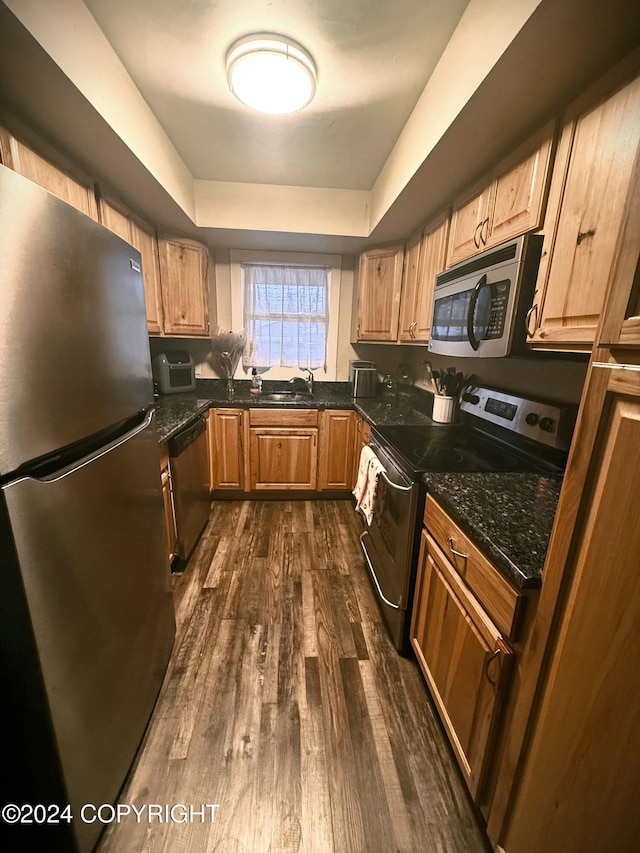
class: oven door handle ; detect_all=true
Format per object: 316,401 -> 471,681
378,468 -> 413,492
359,533 -> 401,610
467,273 -> 487,352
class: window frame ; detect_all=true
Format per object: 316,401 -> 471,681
230,249 -> 342,381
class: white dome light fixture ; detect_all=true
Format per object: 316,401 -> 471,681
226,34 -> 317,115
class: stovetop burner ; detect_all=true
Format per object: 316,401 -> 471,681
373,422 -> 564,477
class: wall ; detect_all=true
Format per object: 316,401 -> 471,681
150,249 -> 359,383
351,343 -> 589,405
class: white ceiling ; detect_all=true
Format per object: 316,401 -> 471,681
0,0 -> 638,253
83,0 -> 470,191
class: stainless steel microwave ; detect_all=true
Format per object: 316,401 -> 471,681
428,234 -> 543,358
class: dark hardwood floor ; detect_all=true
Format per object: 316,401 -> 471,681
97,500 -> 490,853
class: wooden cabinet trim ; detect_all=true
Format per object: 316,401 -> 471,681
249,408 -> 318,427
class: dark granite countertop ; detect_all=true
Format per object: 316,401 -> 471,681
154,379 -> 561,590
153,379 -> 435,442
422,471 -> 563,589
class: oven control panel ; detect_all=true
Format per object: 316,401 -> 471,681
460,386 -> 576,450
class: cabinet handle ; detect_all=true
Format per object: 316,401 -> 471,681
484,649 -> 501,687
410,321 -> 417,339
481,217 -> 489,245
577,228 -> 596,245
356,323 -> 360,338
525,303 -> 538,338
447,537 -> 468,563
473,221 -> 483,249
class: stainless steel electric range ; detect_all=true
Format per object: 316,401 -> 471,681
359,385 -> 575,652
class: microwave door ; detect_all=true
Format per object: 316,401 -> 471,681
467,274 -> 491,351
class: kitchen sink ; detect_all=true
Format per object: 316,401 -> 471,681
260,391 -> 313,402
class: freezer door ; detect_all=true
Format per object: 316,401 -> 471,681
2,410 -> 175,853
0,165 -> 154,474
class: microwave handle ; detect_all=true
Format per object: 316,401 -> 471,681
467,273 -> 488,351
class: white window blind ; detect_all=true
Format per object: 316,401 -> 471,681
242,263 -> 329,370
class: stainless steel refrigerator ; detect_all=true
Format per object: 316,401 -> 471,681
0,166 -> 176,852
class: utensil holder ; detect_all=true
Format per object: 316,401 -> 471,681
432,394 -> 457,423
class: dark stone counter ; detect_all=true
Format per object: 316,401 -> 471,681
422,471 -> 563,589
153,379 -> 435,442
154,379 -> 561,589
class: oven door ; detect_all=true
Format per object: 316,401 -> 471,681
359,439 -> 419,650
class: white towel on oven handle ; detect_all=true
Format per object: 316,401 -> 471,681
353,446 -> 385,525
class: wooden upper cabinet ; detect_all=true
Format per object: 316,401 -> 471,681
398,229 -> 424,342
447,182 -> 493,267
129,218 -> 164,335
529,69 -> 640,351
447,122 -> 555,268
0,130 -> 98,220
318,410 -> 355,490
412,211 -> 450,342
399,211 -> 450,343
158,236 -> 210,337
355,245 -> 404,341
98,196 -> 164,335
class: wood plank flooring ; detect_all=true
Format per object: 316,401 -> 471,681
96,500 -> 490,853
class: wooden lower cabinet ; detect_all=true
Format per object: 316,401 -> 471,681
208,408 -> 244,490
411,526 -> 513,799
249,428 -> 318,490
247,409 -> 318,490
318,410 -> 355,490
351,413 -> 372,488
159,443 -> 177,565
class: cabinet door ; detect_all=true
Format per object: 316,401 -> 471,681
411,531 -> 513,798
398,230 -> 423,342
486,122 -> 554,249
249,428 -> 318,490
530,72 -> 640,350
158,237 -> 210,337
351,414 -> 371,489
412,210 -> 450,342
447,181 -> 492,267
356,245 -> 404,341
130,217 -> 164,336
502,373 -> 640,853
318,410 -> 355,490
0,130 -> 98,220
98,197 -> 165,335
208,408 -> 244,490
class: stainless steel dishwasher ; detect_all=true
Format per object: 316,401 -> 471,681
168,415 -> 210,560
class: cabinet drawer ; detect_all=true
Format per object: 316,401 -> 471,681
424,495 -> 524,639
249,408 -> 318,427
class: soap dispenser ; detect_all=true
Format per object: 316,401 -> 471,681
250,367 -> 261,394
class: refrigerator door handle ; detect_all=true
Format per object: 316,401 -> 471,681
21,410 -> 155,485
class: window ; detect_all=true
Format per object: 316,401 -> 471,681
230,250 -> 342,381
242,263 -> 329,370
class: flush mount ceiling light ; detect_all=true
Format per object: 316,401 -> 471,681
226,34 -> 317,115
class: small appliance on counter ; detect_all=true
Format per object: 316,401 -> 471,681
153,351 -> 196,394
349,359 -> 377,397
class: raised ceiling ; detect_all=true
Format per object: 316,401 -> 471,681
83,0 -> 470,190
0,0 -> 639,253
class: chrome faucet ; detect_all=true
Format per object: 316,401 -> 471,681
304,368 -> 314,395
289,369 -> 314,395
